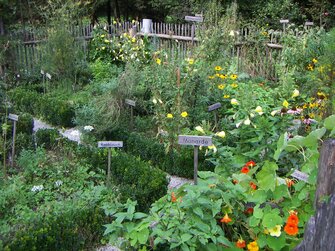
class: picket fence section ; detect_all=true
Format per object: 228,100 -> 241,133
7,20 -> 306,78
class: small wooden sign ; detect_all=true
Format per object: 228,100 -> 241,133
208,102 -> 222,112
125,99 -> 136,107
291,170 -> 309,182
305,21 -> 314,26
46,73 -> 52,80
185,16 -> 203,22
280,19 -> 289,23
98,141 -> 123,148
8,113 -> 19,121
178,135 -> 212,146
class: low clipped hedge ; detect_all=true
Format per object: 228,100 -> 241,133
111,151 -> 168,211
104,128 -> 214,179
8,88 -> 75,128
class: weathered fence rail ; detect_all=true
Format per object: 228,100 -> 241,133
5,20 -> 308,79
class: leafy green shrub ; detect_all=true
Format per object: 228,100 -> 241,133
111,151 -> 168,212
39,95 -> 75,127
8,88 -> 40,115
17,113 -> 34,135
35,129 -> 60,150
15,132 -> 34,158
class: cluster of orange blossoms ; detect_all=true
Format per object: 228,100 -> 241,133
241,160 -> 256,174
284,211 -> 299,236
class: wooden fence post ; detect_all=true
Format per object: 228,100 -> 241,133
294,139 -> 335,251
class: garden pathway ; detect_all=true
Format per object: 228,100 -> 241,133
33,118 -> 192,189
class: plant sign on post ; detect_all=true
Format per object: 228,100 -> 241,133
208,102 -> 221,130
178,135 -> 212,185
185,15 -> 203,45
125,98 -> 136,129
8,113 -> 19,167
280,19 -> 289,32
98,141 -> 123,186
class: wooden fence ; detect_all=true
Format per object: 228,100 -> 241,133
6,20 -> 306,79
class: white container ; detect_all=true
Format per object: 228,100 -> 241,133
142,19 -> 152,34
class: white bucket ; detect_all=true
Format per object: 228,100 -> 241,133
142,19 -> 152,34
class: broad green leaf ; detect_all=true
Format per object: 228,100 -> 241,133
249,216 -> 261,227
134,212 -> 148,219
137,228 -> 149,244
253,205 -> 264,219
285,135 -> 305,152
212,199 -> 222,217
217,236 -> 233,247
303,128 -> 326,148
181,233 -> 193,243
256,162 -> 278,191
262,213 -> 282,228
193,207 -> 204,219
274,133 -> 287,160
324,115 -> 335,130
267,234 -> 287,251
248,190 -> 268,203
273,185 -> 290,200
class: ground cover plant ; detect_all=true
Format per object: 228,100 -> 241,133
1,0 -> 335,250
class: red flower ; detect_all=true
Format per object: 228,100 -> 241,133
250,182 -> 257,190
220,213 -> 232,223
241,166 -> 250,174
171,192 -> 177,203
284,222 -> 299,236
245,207 -> 254,215
236,239 -> 246,248
246,160 -> 256,167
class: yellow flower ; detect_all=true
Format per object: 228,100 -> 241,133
230,83 -> 238,88
292,89 -> 300,98
262,31 -> 268,36
255,106 -> 263,115
100,34 -> 105,38
282,100 -> 289,108
231,99 -> 239,105
230,74 -> 238,80
216,131 -> 226,138
156,58 -> 161,65
131,37 -> 136,43
101,46 -> 106,50
181,111 -> 188,118
166,113 -> 173,118
188,58 -> 194,65
215,73 -> 220,77
208,75 -> 215,79
268,225 -> 282,237
132,19 -> 136,24
218,84 -> 225,90
195,126 -> 205,134
152,98 -> 157,104
312,58 -> 318,64
219,74 -> 227,79
223,94 -> 230,99
113,20 -> 117,25
307,64 -> 314,71
215,66 -> 222,71
247,241 -> 259,251
208,144 -> 217,153
104,39 -> 110,43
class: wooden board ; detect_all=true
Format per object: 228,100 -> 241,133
178,135 -> 212,146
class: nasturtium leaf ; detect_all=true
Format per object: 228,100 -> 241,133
273,185 -> 290,200
298,187 -> 309,200
267,234 -> 287,250
256,162 -> 278,191
262,213 -> 282,228
274,133 -> 287,160
303,128 -> 326,148
253,205 -> 264,219
248,190 -> 267,203
324,115 -> 335,130
249,216 -> 261,227
285,135 -> 305,152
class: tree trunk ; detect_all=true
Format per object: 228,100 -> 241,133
113,0 -> 120,20
106,0 -> 111,26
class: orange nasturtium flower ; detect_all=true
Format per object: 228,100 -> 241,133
171,192 -> 177,202
284,222 -> 299,236
241,166 -> 250,174
247,241 -> 259,251
236,239 -> 246,248
246,160 -> 256,167
287,213 -> 299,225
250,182 -> 257,190
286,178 -> 295,188
220,213 -> 232,223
